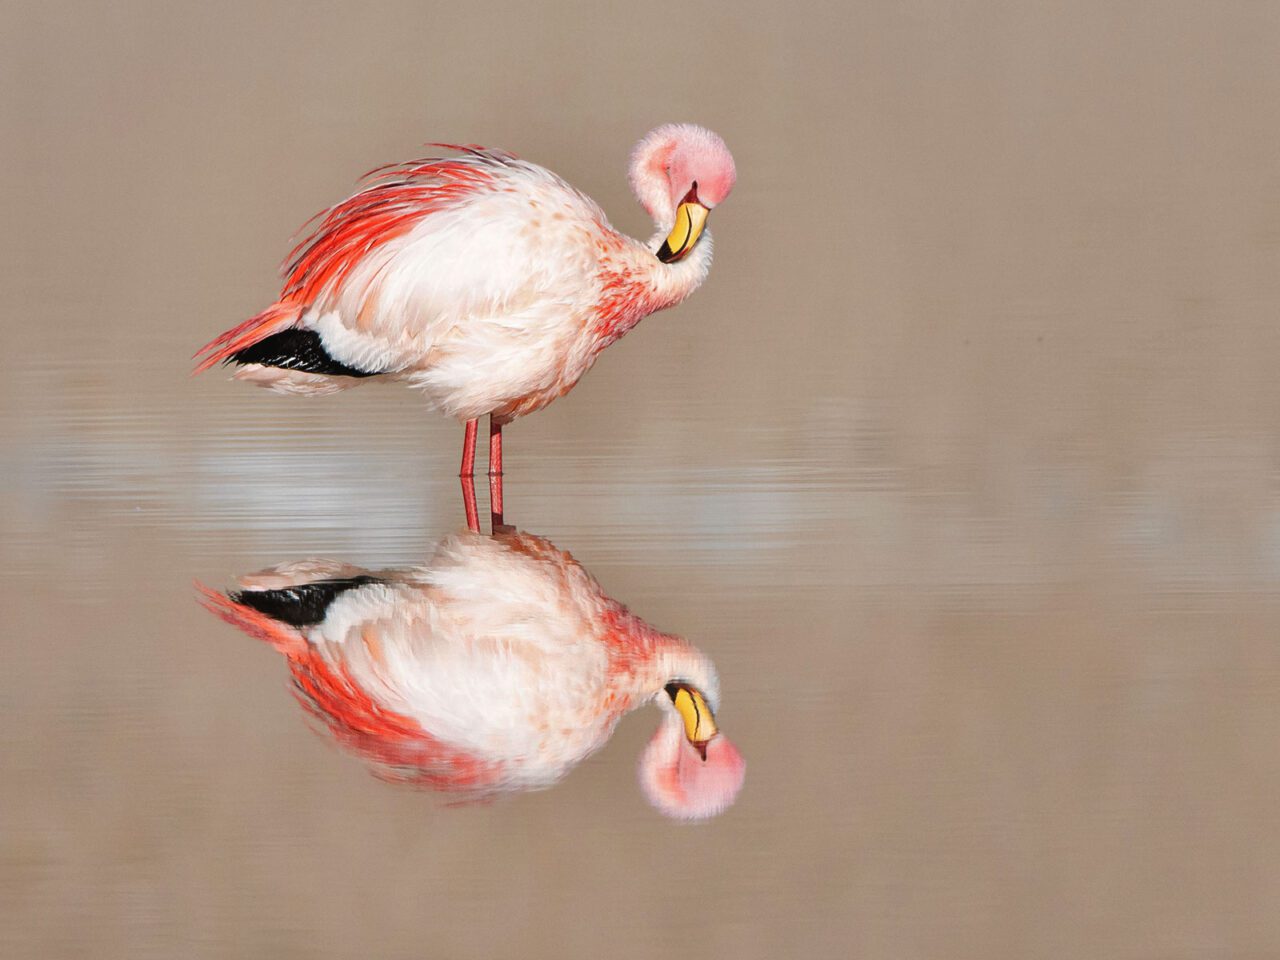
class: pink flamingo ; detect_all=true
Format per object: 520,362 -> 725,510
194,124 -> 736,491
198,528 -> 746,820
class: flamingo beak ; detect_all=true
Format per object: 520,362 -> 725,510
657,194 -> 711,264
665,682 -> 718,760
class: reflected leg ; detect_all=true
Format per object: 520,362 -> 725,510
459,418 -> 478,477
489,472 -> 504,530
460,476 -> 480,533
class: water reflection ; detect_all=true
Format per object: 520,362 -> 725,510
199,524 -> 745,820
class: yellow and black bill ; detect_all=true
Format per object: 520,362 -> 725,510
665,682 -> 719,759
657,187 -> 711,264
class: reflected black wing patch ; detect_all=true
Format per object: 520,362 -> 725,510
231,575 -> 386,627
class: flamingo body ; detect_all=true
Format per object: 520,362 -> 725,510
199,530 -> 745,818
195,126 -> 736,430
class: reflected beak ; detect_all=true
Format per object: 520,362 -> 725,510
656,200 -> 711,264
667,683 -> 718,760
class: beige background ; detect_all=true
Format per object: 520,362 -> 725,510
5,2 -> 1280,958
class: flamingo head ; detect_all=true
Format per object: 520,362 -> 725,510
638,677 -> 745,821
629,124 -> 736,264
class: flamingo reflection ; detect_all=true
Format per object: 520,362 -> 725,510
198,525 -> 744,820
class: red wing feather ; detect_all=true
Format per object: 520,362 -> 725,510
279,154 -> 502,306
195,148 -> 506,374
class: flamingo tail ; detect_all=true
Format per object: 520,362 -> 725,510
192,301 -> 304,375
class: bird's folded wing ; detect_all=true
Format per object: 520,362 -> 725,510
282,151 -> 605,373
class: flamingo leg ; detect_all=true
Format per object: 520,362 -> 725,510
460,476 -> 480,533
459,418 -> 478,477
488,416 -> 503,477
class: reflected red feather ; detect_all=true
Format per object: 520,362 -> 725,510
198,586 -> 502,791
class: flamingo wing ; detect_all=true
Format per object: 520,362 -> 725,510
192,150 -> 517,376
283,148 -> 514,308
285,148 -> 606,377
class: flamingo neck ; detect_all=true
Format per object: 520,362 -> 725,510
591,231 -> 714,347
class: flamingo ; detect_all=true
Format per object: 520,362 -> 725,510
197,527 -> 746,820
193,124 -> 737,490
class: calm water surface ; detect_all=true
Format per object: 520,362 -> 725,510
7,340 -> 1280,958
7,3 -> 1280,958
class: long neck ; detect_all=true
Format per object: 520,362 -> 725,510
591,229 -> 714,347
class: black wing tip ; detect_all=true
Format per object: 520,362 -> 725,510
228,329 -> 380,378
